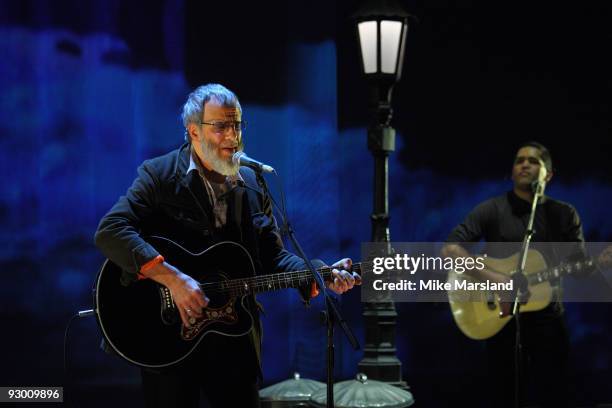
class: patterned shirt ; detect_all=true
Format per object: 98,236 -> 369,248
187,148 -> 243,228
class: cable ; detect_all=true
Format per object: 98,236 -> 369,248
63,313 -> 79,407
63,309 -> 95,407
272,169 -> 290,237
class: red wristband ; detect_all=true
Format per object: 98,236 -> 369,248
310,281 -> 320,298
138,255 -> 165,280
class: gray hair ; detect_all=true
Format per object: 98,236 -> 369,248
181,83 -> 242,141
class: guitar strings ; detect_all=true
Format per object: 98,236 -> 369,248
209,262 -> 370,292
196,262 -> 371,295
198,269 -> 335,294
201,262 -> 369,290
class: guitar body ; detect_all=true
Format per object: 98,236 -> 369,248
447,249 -> 553,340
94,237 -> 257,368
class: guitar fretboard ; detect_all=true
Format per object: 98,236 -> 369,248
200,263 -> 367,297
526,258 -> 594,285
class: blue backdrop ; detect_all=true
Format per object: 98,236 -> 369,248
1,1 -> 611,407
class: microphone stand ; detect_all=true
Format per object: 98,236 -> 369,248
253,170 -> 360,408
509,179 -> 545,408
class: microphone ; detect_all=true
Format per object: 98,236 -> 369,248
232,152 -> 275,173
530,164 -> 548,197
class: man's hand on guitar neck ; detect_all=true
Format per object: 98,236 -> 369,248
141,261 -> 209,328
327,258 -> 361,295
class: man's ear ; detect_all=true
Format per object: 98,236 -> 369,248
545,171 -> 553,183
538,158 -> 552,183
187,123 -> 199,143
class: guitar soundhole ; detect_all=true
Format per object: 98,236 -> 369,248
486,292 -> 496,310
206,272 -> 232,309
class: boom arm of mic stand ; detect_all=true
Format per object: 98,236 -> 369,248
253,171 -> 360,349
253,171 -> 360,408
284,223 -> 360,351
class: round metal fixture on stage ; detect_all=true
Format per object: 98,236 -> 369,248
260,372 -> 326,408
309,373 -> 414,408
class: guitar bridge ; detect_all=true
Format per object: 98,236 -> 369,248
181,300 -> 239,341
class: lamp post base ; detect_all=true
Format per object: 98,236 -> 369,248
358,301 -> 409,389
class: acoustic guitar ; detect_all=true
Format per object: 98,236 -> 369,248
93,236 -> 362,368
447,247 -> 611,340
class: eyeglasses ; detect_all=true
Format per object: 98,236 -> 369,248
200,120 -> 247,134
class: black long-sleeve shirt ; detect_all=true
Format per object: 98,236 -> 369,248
447,190 -> 586,313
448,190 -> 584,254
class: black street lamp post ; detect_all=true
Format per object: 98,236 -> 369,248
353,0 -> 411,388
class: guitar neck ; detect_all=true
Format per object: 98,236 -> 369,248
202,263 -> 366,297
526,257 -> 595,285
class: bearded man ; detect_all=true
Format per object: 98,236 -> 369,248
94,83 -> 358,408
